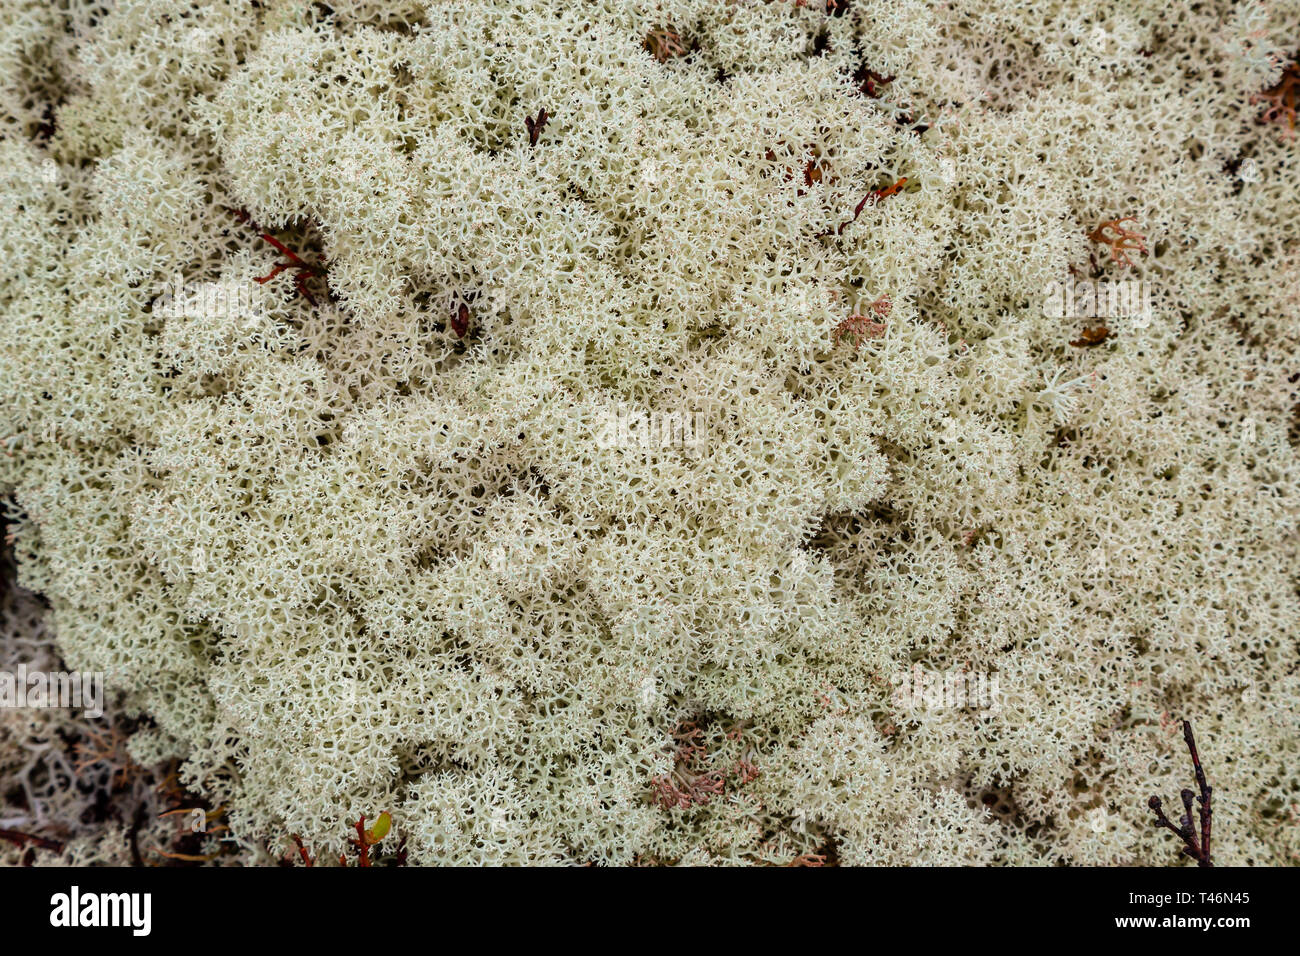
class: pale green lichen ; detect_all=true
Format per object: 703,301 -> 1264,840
2,0 -> 1299,866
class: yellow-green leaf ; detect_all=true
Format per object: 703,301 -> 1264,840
366,811 -> 392,844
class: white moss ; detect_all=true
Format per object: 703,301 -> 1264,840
2,0 -> 1299,865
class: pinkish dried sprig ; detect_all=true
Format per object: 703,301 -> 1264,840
1251,58 -> 1299,138
1088,217 -> 1147,269
833,295 -> 891,347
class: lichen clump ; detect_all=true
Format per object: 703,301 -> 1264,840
2,0 -> 1299,866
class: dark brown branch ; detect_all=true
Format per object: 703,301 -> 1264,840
128,803 -> 147,867
0,827 -> 65,854
1148,719 -> 1213,867
1184,719 -> 1212,864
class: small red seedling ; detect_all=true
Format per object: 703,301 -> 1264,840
287,810 -> 405,867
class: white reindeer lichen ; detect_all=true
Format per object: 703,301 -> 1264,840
1,0 -> 1299,867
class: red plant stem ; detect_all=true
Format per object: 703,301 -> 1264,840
837,177 -> 908,235
257,233 -> 310,269
351,816 -> 371,867
253,233 -> 325,306
227,207 -> 326,306
290,834 -> 314,867
871,177 -> 909,202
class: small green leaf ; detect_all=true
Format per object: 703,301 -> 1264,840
366,811 -> 392,844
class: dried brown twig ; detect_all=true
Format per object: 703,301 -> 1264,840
1148,719 -> 1213,867
0,828 -> 65,855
